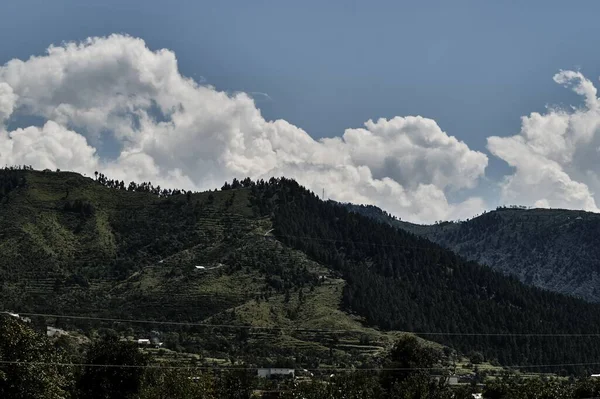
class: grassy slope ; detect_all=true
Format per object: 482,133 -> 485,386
1,171 -> 259,309
0,170 -> 414,368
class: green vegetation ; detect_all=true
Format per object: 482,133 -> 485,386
5,316 -> 600,398
250,178 -> 600,371
348,203 -> 600,302
5,168 -> 600,386
0,314 -> 73,399
0,169 -> 399,370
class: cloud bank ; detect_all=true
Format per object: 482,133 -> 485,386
2,35 -> 600,222
0,34 -> 489,223
488,70 -> 600,213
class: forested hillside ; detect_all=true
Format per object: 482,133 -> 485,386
0,168 -> 407,371
249,181 -> 600,370
347,203 -> 600,302
5,169 -> 600,374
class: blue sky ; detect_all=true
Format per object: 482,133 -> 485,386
4,0 -> 597,145
2,0 -> 600,222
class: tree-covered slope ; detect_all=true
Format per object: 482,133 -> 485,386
0,169 -> 260,318
249,181 -> 600,370
7,169 -> 600,372
419,208 -> 600,303
347,203 -> 600,303
0,169 -> 404,369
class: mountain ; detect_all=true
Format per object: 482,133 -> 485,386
346,203 -> 600,303
4,169 -> 600,373
0,169 -> 402,370
249,182 -> 600,371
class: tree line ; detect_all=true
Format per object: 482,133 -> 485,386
0,166 -> 28,202
93,171 -> 190,198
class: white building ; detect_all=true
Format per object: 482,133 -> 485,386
257,368 -> 295,379
47,326 -> 67,338
137,339 -> 151,346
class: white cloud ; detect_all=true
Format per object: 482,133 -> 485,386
0,34 -> 488,223
0,83 -> 16,123
0,121 -> 98,172
342,117 -> 487,191
487,70 -> 600,212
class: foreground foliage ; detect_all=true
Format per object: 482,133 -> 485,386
0,314 -> 72,399
5,318 -> 600,398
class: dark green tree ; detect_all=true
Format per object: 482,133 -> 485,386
381,336 -> 442,387
0,315 -> 73,399
77,336 -> 148,399
140,369 -> 216,399
216,369 -> 255,399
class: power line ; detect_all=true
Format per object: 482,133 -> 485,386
0,359 -> 599,371
16,312 -> 365,333
0,360 -> 434,371
14,312 -> 600,337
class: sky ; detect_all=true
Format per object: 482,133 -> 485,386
2,0 -> 600,223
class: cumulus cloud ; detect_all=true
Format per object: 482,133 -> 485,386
342,117 -> 487,191
0,34 -> 488,223
487,70 -> 600,212
0,82 -> 16,123
0,121 -> 98,172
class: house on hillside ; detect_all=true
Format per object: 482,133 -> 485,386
257,368 -> 295,379
47,326 -> 67,338
137,338 -> 151,346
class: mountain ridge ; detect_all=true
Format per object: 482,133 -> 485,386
345,202 -> 600,302
4,169 -> 600,372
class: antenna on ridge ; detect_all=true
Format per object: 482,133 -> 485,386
323,188 -> 325,200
